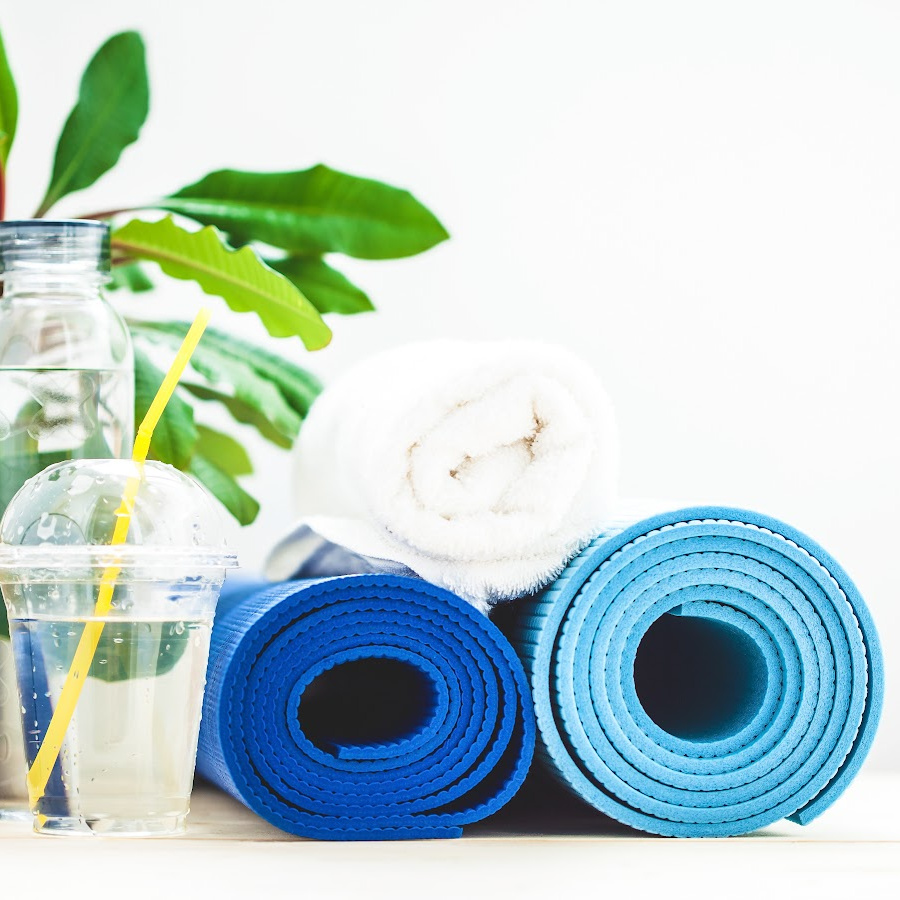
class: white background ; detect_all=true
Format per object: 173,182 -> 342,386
0,0 -> 895,770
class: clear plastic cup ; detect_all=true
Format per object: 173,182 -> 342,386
0,458 -> 237,836
0,636 -> 28,817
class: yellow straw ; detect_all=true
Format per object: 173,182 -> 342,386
26,308 -> 212,812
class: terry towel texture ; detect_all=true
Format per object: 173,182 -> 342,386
197,574 -> 535,839
266,340 -> 618,612
510,506 -> 883,837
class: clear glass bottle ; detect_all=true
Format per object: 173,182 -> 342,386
0,220 -> 134,513
0,220 -> 133,812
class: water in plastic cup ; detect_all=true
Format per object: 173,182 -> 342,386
0,459 -> 237,836
0,637 -> 28,817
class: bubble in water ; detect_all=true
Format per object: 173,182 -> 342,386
113,637 -> 124,644
174,621 -> 185,635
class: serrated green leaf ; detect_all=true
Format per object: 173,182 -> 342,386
181,382 -> 294,449
269,256 -> 374,315
113,218 -> 331,348
188,453 -> 259,525
109,262 -> 154,292
0,25 -> 19,168
133,347 -> 197,468
159,166 -> 449,259
36,31 -> 149,215
195,424 -> 253,477
129,319 -> 321,416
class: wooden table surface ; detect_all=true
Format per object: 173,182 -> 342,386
1,773 -> 897,898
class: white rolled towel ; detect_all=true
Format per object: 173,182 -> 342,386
266,340 -> 619,613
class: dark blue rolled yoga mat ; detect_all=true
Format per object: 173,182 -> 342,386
196,574 -> 535,839
510,506 -> 883,837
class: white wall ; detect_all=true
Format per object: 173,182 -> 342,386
1,0 -> 896,770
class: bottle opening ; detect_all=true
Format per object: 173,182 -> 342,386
0,220 -> 111,280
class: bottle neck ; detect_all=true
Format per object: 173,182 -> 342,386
1,271 -> 107,301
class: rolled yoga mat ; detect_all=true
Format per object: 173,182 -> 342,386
511,506 -> 883,837
197,574 -> 535,839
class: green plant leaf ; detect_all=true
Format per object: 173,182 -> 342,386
36,31 -> 149,216
130,322 -> 303,442
159,166 -> 450,259
108,261 -> 154,292
133,347 -> 197,468
129,319 -> 321,416
181,382 -> 294,449
45,620 -> 191,683
269,256 -> 374,315
188,453 -> 259,525
0,24 -> 18,168
195,424 -> 253,477
135,349 -> 260,527
113,217 -> 331,348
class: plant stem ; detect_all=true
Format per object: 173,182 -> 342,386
33,192 -> 54,218
0,160 -> 5,220
76,206 -> 139,221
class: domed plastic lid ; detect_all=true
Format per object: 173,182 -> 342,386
0,459 -> 238,573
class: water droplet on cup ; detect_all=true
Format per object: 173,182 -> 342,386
36,512 -> 55,539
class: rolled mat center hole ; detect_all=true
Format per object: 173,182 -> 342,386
633,613 -> 769,742
297,658 -> 437,750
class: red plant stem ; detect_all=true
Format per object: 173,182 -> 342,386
76,207 -> 138,221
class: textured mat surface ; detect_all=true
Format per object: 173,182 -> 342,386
511,506 -> 883,837
197,575 -> 535,839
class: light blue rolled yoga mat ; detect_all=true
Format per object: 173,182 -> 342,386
197,574 -> 535,839
511,506 -> 883,836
